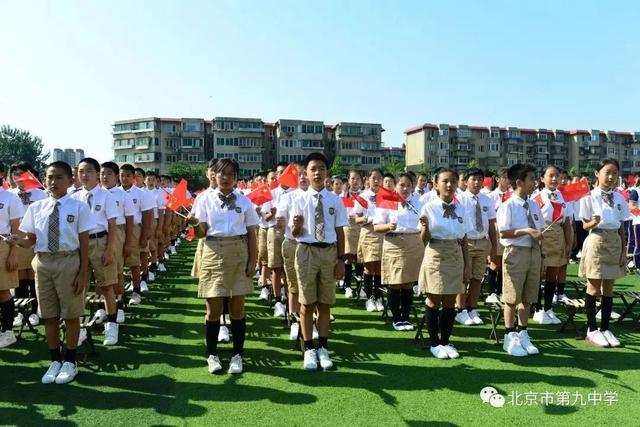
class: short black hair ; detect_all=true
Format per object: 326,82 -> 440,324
10,161 -> 36,176
507,163 -> 537,189
383,173 -> 396,182
101,161 -> 119,175
435,168 -> 458,183
464,167 -> 484,181
541,164 -> 559,177
213,158 -> 240,178
207,158 -> 218,170
368,167 -> 383,177
303,152 -> 329,169
276,161 -> 290,169
398,172 -> 415,185
417,172 -> 428,179
497,167 -> 509,177
78,157 -> 101,173
134,167 -> 146,177
595,158 -> 620,172
0,161 -> 5,173
120,164 -> 135,174
47,161 -> 72,178
146,170 -> 157,178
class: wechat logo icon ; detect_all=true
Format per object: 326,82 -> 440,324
480,386 -> 505,408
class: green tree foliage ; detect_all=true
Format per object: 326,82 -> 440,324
0,125 -> 49,172
383,159 -> 405,176
467,159 -> 480,169
166,162 -> 208,191
330,157 -> 347,177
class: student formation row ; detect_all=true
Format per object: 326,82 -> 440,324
0,153 -> 634,383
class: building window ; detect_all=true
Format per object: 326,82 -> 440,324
439,141 -> 449,150
489,143 -> 499,152
438,156 -> 449,164
607,147 -> 616,155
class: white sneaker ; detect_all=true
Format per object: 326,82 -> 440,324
518,330 -> 539,355
455,309 -> 474,326
375,298 -> 384,312
165,252 -> 171,260
129,292 -> 141,305
317,347 -> 333,370
207,355 -> 222,373
258,287 -> 269,301
228,355 -> 243,374
534,310 -> 553,325
628,260 -> 635,269
12,312 -> 24,328
312,324 -> 319,340
55,361 -> 78,384
218,325 -> 230,343
430,345 -> 449,359
289,322 -> 300,341
344,288 -> 354,298
545,309 -> 561,325
556,293 -> 569,304
303,349 -> 318,370
78,328 -> 87,346
468,309 -> 483,325
601,330 -> 621,347
337,279 -> 344,288
273,302 -> 286,317
503,332 -> 528,357
402,321 -> 414,331
393,321 -> 405,331
485,293 -> 499,304
0,330 -> 17,348
599,310 -> 621,320
170,246 -> 177,255
586,329 -> 610,348
148,271 -> 155,282
103,322 -> 119,346
359,288 -> 367,299
442,344 -> 460,359
365,298 -> 376,312
28,313 -> 40,326
140,281 -> 149,293
41,361 -> 62,384
93,309 -> 107,325
158,263 -> 167,272
116,309 -> 125,324
576,250 -> 582,259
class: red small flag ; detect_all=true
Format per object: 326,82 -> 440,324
627,175 -> 636,186
269,180 -> 278,190
277,164 -> 299,189
483,177 -> 493,188
341,196 -> 355,208
631,208 -> 640,216
351,193 -> 368,209
185,227 -> 196,241
534,194 -> 544,208
247,183 -> 273,206
376,187 -> 405,211
616,189 -> 630,202
551,201 -> 563,222
558,178 -> 591,202
15,170 -> 43,190
502,191 -> 512,203
165,179 -> 189,211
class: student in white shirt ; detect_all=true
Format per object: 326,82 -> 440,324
134,168 -> 158,289
578,159 -> 630,349
485,167 -> 511,303
342,170 -> 364,299
256,171 -> 276,301
144,171 -> 166,281
373,173 -> 424,331
188,158 -> 258,375
497,163 -> 544,357
554,168 -> 573,301
12,161 -> 95,385
413,172 -> 429,198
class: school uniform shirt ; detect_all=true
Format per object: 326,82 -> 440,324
147,187 -> 166,220
120,185 -> 155,224
480,187 -> 491,195
71,186 -> 119,233
496,194 -> 544,248
373,194 -> 423,233
107,186 -> 136,226
354,189 -> 378,223
276,188 -> 306,240
413,187 -> 427,198
341,190 -> 362,218
459,190 -> 496,240
289,188 -> 348,244
538,188 -> 571,224
11,188 -> 48,208
190,187 -> 215,215
0,189 -> 26,234
261,186 -> 292,228
19,195 -> 96,253
579,187 -> 631,230
67,185 -> 83,195
194,189 -> 259,237
629,186 -> 640,226
420,199 -> 472,240
418,189 -> 438,205
487,188 -> 512,212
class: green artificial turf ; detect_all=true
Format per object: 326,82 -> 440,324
1,241 -> 639,426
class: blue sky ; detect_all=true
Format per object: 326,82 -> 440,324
1,0 -> 638,162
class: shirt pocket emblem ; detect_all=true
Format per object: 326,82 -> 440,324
482,206 -> 488,212
235,207 -> 242,213
457,217 -> 463,224
95,205 -> 102,212
0,203 -> 4,209
617,204 -> 621,211
534,214 -> 539,221
67,215 -> 75,223
133,198 -> 138,204
329,207 -> 335,215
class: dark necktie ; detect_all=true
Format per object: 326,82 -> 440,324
418,188 -> 425,196
602,192 -> 614,207
548,192 -> 559,201
314,193 -> 325,241
523,201 -> 536,228
18,191 -> 31,206
218,193 -> 237,210
473,195 -> 484,232
48,202 -> 60,252
442,203 -> 457,220
85,193 -> 93,210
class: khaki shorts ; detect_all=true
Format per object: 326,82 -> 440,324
579,229 -> 624,280
33,252 -> 84,319
198,236 -> 252,298
148,219 -> 158,253
257,227 -> 268,267
281,239 -> 298,293
542,223 -> 567,268
114,224 -> 125,272
16,245 -> 35,271
359,224 -> 383,263
382,233 -> 423,285
420,239 -> 464,295
88,235 -> 118,287
125,224 -> 141,268
0,242 -> 19,290
295,243 -> 337,305
501,245 -> 541,305
467,238 -> 491,281
267,227 -> 285,269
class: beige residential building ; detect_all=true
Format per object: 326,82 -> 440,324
334,122 -> 384,172
275,119 -> 327,165
212,117 -> 265,178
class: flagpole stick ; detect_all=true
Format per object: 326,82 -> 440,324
172,209 -> 189,219
541,216 -> 563,234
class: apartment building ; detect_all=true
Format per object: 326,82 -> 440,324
275,119 -> 327,165
405,123 -> 640,175
334,122 -> 385,173
52,148 -> 85,167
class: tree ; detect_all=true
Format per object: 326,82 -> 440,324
567,166 -> 578,178
0,125 -> 49,172
166,162 -> 208,191
467,159 -> 480,169
330,157 -> 346,177
383,159 -> 405,176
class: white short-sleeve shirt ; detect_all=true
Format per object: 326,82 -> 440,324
536,188 -> 570,224
11,187 -> 48,208
107,186 -> 136,226
0,189 -> 25,234
420,198 -> 471,240
353,189 -> 378,223
289,188 -> 348,244
373,194 -> 423,233
261,186 -> 291,228
195,189 -> 259,237
121,186 -> 155,224
497,194 -> 544,248
276,188 -> 306,241
459,190 -> 496,240
71,186 -> 119,233
579,188 -> 631,230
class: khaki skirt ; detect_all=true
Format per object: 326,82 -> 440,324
198,236 -> 252,298
344,221 -> 362,255
382,233 -> 424,285
579,229 -> 624,280
541,223 -> 567,268
191,238 -> 205,278
16,245 -> 35,271
419,239 -> 465,295
0,242 -> 19,290
358,224 -> 383,263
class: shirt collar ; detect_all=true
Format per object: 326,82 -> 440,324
50,194 -> 70,206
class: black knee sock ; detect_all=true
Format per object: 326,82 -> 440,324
344,263 -> 353,289
64,348 -> 77,365
141,272 -> 148,282
223,298 -> 229,315
373,275 -> 382,299
440,307 -> 456,346
318,336 -> 328,349
537,283 -> 544,310
544,282 -> 556,311
205,320 -> 221,356
117,299 -> 124,311
600,296 -> 613,331
304,339 -> 314,351
50,347 -> 62,362
388,288 -> 401,323
585,294 -> 597,331
15,280 -> 29,299
427,307 -> 440,347
496,271 -> 503,294
107,313 -> 117,323
487,269 -> 497,294
363,274 -> 373,299
556,282 -> 566,295
354,263 -> 364,277
400,288 -> 414,322
0,298 -> 15,332
231,318 -> 246,357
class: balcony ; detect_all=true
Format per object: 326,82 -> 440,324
113,144 -> 134,150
